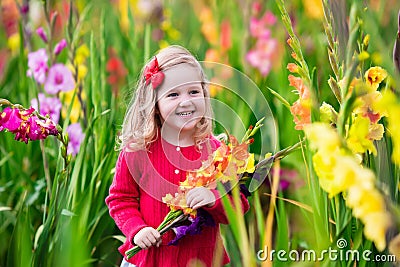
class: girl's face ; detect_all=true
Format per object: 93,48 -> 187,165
156,64 -> 206,141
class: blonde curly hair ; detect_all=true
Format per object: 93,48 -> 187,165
119,45 -> 214,151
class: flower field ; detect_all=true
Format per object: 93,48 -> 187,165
1,0 -> 400,266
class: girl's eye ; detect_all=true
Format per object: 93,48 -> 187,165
190,90 -> 200,95
167,92 -> 178,97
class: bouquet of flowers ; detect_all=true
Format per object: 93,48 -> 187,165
125,119 -> 263,259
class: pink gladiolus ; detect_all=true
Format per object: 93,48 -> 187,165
36,27 -> 48,43
54,39 -> 67,55
44,63 -> 75,94
246,38 -> 278,76
66,123 -> 84,156
0,107 -> 22,131
249,11 -> 276,38
31,93 -> 62,123
27,49 -> 48,84
0,107 -> 58,143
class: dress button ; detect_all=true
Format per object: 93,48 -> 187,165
176,146 -> 181,151
174,169 -> 180,174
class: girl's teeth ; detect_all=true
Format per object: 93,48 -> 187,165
179,112 -> 192,116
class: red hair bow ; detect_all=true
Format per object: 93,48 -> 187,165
144,57 -> 165,89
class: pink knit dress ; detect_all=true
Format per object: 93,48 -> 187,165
106,136 -> 250,267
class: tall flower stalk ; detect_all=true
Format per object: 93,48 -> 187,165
276,0 -> 400,259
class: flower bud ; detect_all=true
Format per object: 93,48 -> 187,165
54,39 -> 67,55
36,27 -> 48,43
363,34 -> 370,47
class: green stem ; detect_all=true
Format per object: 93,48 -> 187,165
40,139 -> 52,198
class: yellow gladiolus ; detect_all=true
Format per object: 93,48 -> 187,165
347,185 -> 391,251
312,152 -> 338,196
373,90 -> 400,165
368,123 -> 384,141
304,123 -> 341,152
363,212 -> 392,252
238,153 -> 255,174
346,116 -> 377,155
7,33 -> 20,55
364,66 -> 387,91
75,44 -> 90,65
60,90 -> 83,123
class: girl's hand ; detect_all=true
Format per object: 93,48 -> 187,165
133,227 -> 161,249
186,187 -> 216,210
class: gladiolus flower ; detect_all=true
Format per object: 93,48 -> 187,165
346,116 -> 377,155
0,107 -> 22,131
75,44 -> 90,65
287,63 -> 298,73
1,0 -> 19,38
66,123 -> 85,156
367,123 -> 384,141
354,90 -> 383,123
246,6 -> 279,77
246,38 -> 277,76
44,63 -> 75,94
302,0 -> 323,19
60,90 -> 83,123
364,66 -> 387,90
106,48 -> 128,96
199,7 -> 218,46
305,123 -> 391,250
373,90 -> 400,165
220,19 -> 231,51
31,93 -> 62,124
347,185 -> 392,251
0,107 -> 58,143
304,124 -> 341,157
288,75 -> 311,130
27,49 -> 49,84
289,75 -> 310,99
249,11 -> 276,38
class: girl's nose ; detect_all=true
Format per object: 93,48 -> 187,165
178,99 -> 192,107
178,95 -> 193,107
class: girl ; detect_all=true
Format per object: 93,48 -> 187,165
106,45 -> 249,267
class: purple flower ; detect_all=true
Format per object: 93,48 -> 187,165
0,107 -> 22,131
20,4 -> 29,14
44,63 -> 75,94
0,107 -> 58,143
31,93 -> 62,123
36,27 -> 48,43
27,49 -> 48,84
168,209 -> 215,246
54,39 -> 67,55
66,123 -> 84,156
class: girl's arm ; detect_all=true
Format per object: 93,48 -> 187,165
106,151 -> 148,244
202,188 -> 250,224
